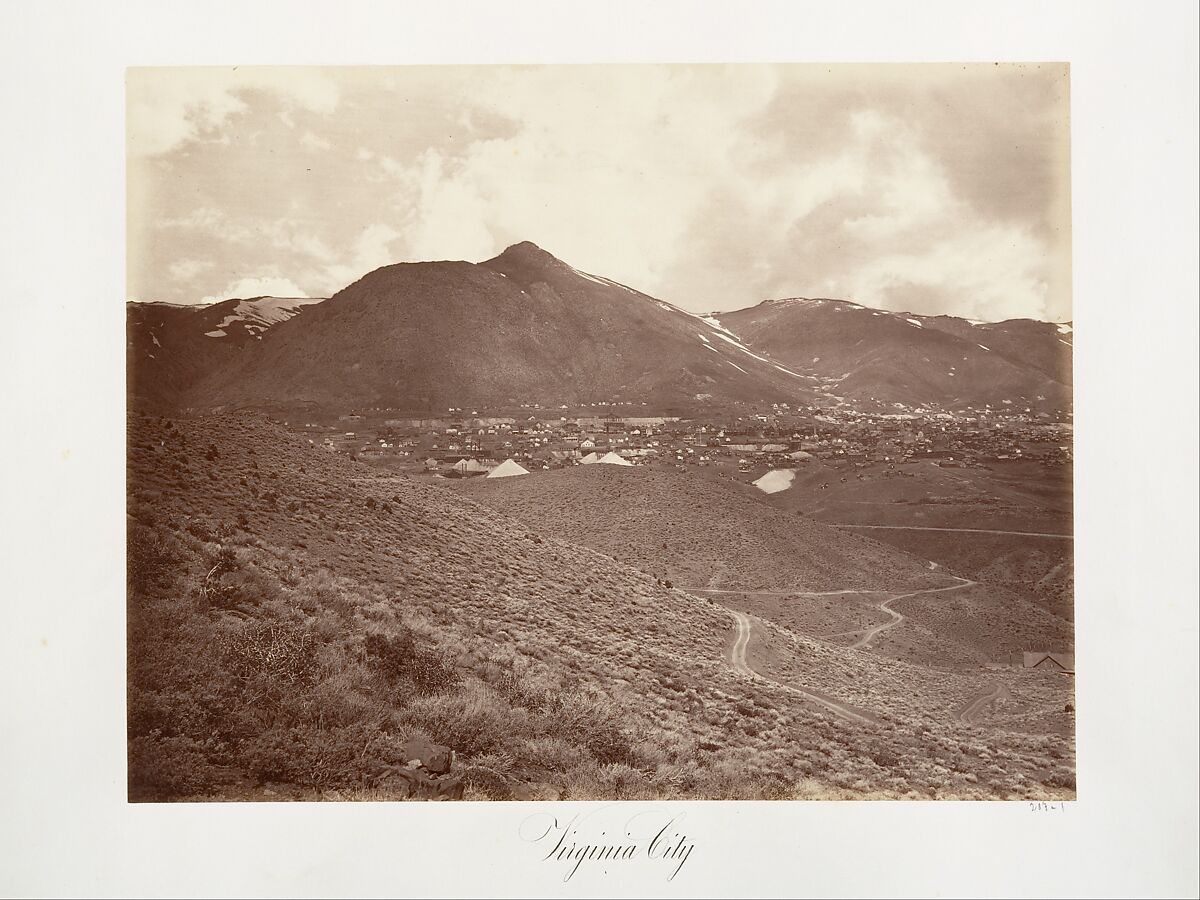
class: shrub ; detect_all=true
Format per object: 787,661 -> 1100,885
866,743 -> 901,770
128,731 -> 220,799
549,688 -> 645,767
365,629 -> 459,694
184,519 -> 216,543
226,621 -> 317,688
457,749 -> 519,799
127,520 -> 181,596
404,682 -> 524,756
1043,769 -> 1076,790
240,723 -> 397,788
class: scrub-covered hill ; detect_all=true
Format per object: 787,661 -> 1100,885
127,413 -> 1074,801
459,463 -> 1073,668
459,463 -> 943,594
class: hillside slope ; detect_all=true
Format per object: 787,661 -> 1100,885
127,413 -> 1074,800
716,298 -> 1072,411
459,464 -> 1073,668
127,297 -> 325,410
184,243 -> 820,413
459,464 -> 942,594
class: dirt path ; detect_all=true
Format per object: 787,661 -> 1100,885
729,609 -> 757,678
957,684 -> 1009,725
830,524 -> 1073,539
686,587 -> 880,598
726,609 -> 877,726
848,576 -> 976,649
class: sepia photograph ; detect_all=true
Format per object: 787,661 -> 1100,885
3,1 -> 1197,895
126,63 -> 1078,802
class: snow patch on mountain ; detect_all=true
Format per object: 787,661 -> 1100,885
213,297 -> 325,333
571,268 -> 609,287
700,314 -> 742,340
712,331 -> 773,365
773,364 -> 811,380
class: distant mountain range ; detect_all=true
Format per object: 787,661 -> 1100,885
127,296 -> 324,410
127,242 -> 1071,414
716,297 -> 1072,412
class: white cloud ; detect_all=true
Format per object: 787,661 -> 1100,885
300,131 -> 332,152
160,208 -> 334,264
316,224 -> 403,295
388,66 -> 779,294
844,223 -> 1051,320
131,65 -> 1070,322
399,149 -> 496,262
840,126 -> 957,242
161,206 -> 232,232
168,259 -> 213,281
128,67 -> 339,157
201,276 -> 309,304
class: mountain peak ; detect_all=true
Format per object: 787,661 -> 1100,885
486,241 -> 563,268
481,241 -> 573,287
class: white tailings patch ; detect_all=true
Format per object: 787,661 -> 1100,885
753,469 -> 796,494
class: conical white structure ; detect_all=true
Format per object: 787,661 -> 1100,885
597,451 -> 633,466
753,468 -> 795,494
578,452 -> 600,465
486,458 -> 530,478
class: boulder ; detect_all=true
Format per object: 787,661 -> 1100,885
378,766 -> 464,800
399,736 -> 454,775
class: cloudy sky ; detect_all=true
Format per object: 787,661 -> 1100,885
128,64 -> 1070,321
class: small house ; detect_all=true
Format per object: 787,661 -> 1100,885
1023,652 -> 1075,674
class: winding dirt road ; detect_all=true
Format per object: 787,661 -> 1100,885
848,576 -> 975,650
727,609 -> 877,726
957,684 -> 1009,725
685,587 -> 878,598
831,524 -> 1073,539
728,609 -> 757,678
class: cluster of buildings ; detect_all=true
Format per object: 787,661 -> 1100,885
287,403 -> 1072,476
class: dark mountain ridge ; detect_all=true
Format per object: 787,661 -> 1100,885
127,244 -> 1071,415
178,242 -> 820,413
714,296 -> 1071,412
